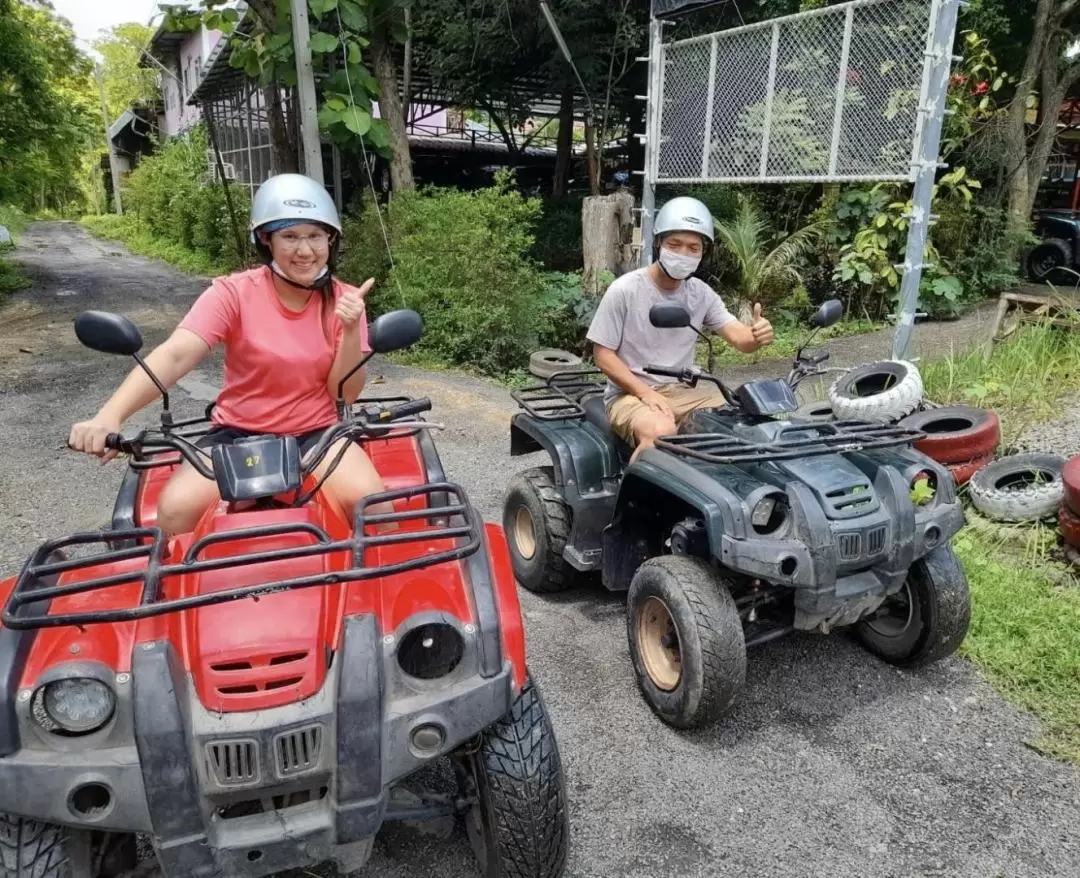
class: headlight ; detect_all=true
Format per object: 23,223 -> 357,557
37,678 -> 116,735
750,493 -> 788,535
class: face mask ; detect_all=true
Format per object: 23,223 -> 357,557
658,247 -> 700,280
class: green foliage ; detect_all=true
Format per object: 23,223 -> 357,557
535,269 -> 611,354
531,195 -> 585,272
712,194 -> 830,311
954,510 -> 1080,765
921,317 -> 1080,442
0,204 -> 30,241
830,168 -> 990,319
85,126 -> 252,275
164,0 -> 393,155
339,171 -> 556,377
0,1 -> 99,212
93,23 -> 161,121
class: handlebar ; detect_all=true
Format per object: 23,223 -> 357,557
644,365 -> 691,380
381,398 -> 433,421
807,351 -> 830,365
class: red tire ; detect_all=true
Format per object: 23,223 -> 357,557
899,406 -> 1000,464
1059,503 -> 1080,548
1063,456 -> 1080,517
948,452 -> 994,487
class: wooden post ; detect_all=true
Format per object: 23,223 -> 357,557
582,189 -> 635,295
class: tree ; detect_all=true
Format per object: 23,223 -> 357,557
0,0 -> 98,211
999,0 -> 1080,231
93,23 -> 161,121
163,0 -> 415,190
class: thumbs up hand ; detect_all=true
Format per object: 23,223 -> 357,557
750,302 -> 774,347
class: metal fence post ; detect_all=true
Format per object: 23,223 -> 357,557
640,16 -> 665,268
891,0 -> 961,361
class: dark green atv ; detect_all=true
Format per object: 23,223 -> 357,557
503,299 -> 971,729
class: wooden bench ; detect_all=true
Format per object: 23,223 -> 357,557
985,289 -> 1080,356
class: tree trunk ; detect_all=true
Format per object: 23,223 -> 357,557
371,19 -> 415,192
552,87 -> 575,196
584,118 -> 600,196
265,86 -> 298,173
582,190 -> 635,294
1004,0 -> 1056,233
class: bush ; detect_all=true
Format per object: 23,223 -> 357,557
531,194 -> 585,272
111,124 -> 253,274
341,170 -> 548,377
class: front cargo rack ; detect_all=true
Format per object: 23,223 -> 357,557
654,420 -> 925,465
511,368 -> 606,421
2,482 -> 482,630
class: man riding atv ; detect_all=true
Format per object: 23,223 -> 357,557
586,196 -> 776,461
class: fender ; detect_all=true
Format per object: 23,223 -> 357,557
510,412 -> 621,570
602,449 -> 752,591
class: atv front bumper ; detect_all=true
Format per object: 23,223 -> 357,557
0,615 -> 513,878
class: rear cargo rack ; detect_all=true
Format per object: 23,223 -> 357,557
654,420 -> 925,465
2,482 -> 482,630
511,368 -> 606,421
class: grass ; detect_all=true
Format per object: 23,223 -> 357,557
79,214 -> 228,278
921,316 -> 1080,445
953,527 -> 1080,764
917,317 -> 1080,764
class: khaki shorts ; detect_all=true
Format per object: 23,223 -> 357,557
606,383 -> 727,444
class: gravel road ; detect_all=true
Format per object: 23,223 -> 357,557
1,222 -> 1078,878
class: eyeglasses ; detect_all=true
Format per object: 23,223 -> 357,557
274,231 -> 333,251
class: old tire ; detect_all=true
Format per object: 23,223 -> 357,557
855,544 -> 971,667
0,816 -> 92,878
626,556 -> 746,729
465,676 -> 569,878
504,467 -> 578,594
948,452 -> 994,488
528,349 -> 582,380
1063,456 -> 1080,516
968,452 -> 1067,523
1059,504 -> 1080,548
828,360 -> 924,423
899,405 -> 1000,464
792,400 -> 835,424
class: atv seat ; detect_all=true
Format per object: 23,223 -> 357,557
583,394 -> 633,462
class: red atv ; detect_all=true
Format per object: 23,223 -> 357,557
0,309 -> 568,878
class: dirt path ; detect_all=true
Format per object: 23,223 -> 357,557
2,223 -> 1079,878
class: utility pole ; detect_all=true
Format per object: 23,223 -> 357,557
94,64 -> 123,215
290,0 -> 324,183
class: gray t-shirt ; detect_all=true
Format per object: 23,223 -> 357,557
586,267 -> 736,403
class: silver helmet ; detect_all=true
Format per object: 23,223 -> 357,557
249,173 -> 341,267
653,196 -> 715,244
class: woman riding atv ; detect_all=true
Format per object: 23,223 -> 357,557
68,173 -> 391,536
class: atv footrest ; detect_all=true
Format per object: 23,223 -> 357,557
655,420 -> 926,464
2,482 -> 483,630
511,369 -> 606,421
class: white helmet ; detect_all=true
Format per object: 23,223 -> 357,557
249,173 -> 342,270
654,196 -> 715,244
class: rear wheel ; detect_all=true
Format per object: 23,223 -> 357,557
626,556 -> 746,729
462,676 -> 569,878
503,468 -> 579,594
855,545 -> 971,666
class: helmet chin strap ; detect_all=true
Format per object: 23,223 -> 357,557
269,260 -> 333,291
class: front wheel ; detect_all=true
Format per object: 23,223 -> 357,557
855,544 -> 971,666
462,676 -> 569,878
503,468 -> 578,594
0,816 -> 92,878
626,556 -> 746,729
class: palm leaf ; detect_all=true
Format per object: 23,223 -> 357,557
713,197 -> 769,299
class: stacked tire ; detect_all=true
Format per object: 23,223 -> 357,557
1059,456 -> 1080,567
828,360 -> 924,423
898,405 -> 1001,488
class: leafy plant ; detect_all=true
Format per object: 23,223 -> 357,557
712,195 -> 830,312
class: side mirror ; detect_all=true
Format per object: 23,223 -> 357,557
649,303 -> 693,329
74,311 -> 144,356
369,309 -> 424,354
810,299 -> 843,329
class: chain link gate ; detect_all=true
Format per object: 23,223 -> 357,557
640,0 -> 962,360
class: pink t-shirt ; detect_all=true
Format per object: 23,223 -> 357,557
178,266 -> 371,435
